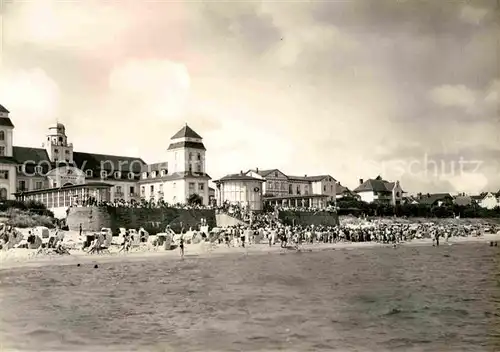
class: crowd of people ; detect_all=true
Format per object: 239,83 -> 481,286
209,220 -> 500,249
75,197 -> 215,210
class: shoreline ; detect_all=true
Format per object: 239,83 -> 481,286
1,234 -> 499,271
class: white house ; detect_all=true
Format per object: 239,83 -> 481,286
353,176 -> 403,205
478,192 -> 499,209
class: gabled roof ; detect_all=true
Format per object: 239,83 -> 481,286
288,174 -> 336,182
417,193 -> 453,205
354,178 -> 393,193
0,104 -> 9,113
336,184 -> 352,195
305,175 -> 336,182
247,169 -> 283,177
171,125 -> 202,139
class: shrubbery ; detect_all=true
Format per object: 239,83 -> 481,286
0,200 -> 55,228
2,208 -> 55,228
333,198 -> 500,218
0,200 -> 54,217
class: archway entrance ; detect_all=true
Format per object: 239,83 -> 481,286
0,188 -> 7,200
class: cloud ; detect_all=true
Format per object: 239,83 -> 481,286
460,5 -> 489,25
429,85 -> 477,110
448,172 -> 489,194
0,68 -> 61,145
4,0 -> 130,52
2,0 -> 499,194
108,59 -> 191,120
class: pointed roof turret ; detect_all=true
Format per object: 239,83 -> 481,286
171,124 -> 202,139
0,104 -> 10,113
0,104 -> 14,127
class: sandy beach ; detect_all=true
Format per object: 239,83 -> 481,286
1,232 -> 499,270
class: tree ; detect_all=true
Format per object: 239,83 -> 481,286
187,193 -> 203,206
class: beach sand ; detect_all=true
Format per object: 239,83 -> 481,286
1,231 -> 499,270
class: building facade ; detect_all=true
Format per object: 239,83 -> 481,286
478,192 -> 499,209
2,103 -> 210,212
137,125 -> 211,205
353,176 -> 403,205
244,168 -> 337,208
214,173 -> 264,211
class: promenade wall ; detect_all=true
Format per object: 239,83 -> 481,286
66,206 -> 216,235
278,210 -> 339,227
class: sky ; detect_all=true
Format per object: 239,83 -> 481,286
0,0 -> 498,195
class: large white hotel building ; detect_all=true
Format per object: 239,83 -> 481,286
0,104 -> 211,215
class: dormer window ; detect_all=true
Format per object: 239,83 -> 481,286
114,171 -> 121,179
161,170 -> 166,177
151,171 -> 157,178
142,172 -> 147,179
54,149 -> 58,153
35,166 -> 42,174
17,165 -> 24,173
197,153 -> 201,160
128,172 -> 135,180
100,170 -> 107,179
275,172 -> 278,177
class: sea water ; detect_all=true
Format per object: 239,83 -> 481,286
0,243 -> 499,351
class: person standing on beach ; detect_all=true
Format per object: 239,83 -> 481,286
179,236 -> 184,258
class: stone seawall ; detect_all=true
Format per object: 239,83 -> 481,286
278,210 -> 339,227
66,206 -> 216,235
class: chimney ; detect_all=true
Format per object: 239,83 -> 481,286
417,192 -> 422,198
359,179 -> 364,185
240,170 -> 243,175
304,174 -> 307,178
256,167 -> 259,173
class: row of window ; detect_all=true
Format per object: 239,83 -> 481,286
17,180 -> 44,192
268,181 -> 335,194
53,148 -> 70,154
140,182 -> 205,196
142,164 -> 203,179
114,186 -> 136,196
175,152 -> 202,161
